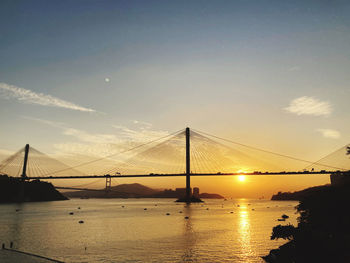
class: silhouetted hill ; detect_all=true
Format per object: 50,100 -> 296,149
0,175 -> 67,203
111,183 -> 158,196
64,183 -> 158,198
264,183 -> 350,262
271,184 -> 331,200
199,193 -> 224,199
64,183 -> 224,199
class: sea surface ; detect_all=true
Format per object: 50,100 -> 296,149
0,198 -> 298,263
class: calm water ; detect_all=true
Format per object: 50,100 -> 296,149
0,198 -> 298,263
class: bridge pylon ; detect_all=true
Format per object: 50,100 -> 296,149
105,176 -> 112,193
21,144 -> 29,180
176,127 -> 203,203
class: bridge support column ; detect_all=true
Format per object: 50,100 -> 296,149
105,177 -> 112,193
21,144 -> 29,179
186,127 -> 191,201
176,127 -> 202,203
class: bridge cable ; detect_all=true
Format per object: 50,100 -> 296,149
193,129 -> 348,171
42,129 -> 185,177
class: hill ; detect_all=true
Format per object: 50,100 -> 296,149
0,175 -> 67,203
265,183 -> 350,262
271,184 -> 331,201
63,183 -> 224,199
64,183 -> 158,198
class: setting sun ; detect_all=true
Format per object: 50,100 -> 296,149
238,175 -> 246,182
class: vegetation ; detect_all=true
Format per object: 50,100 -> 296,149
0,175 -> 67,203
264,183 -> 350,262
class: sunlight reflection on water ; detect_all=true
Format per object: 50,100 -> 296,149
0,199 -> 297,263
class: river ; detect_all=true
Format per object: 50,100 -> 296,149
0,198 -> 298,262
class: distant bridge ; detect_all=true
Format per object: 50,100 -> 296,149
1,127 -> 349,202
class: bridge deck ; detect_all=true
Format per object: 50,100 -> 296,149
27,170 -> 339,180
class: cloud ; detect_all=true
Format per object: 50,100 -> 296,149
288,66 -> 301,72
284,96 -> 332,117
0,148 -> 15,162
133,120 -> 152,129
25,116 -> 169,158
316,129 -> 341,139
112,124 -> 169,142
0,83 -> 96,112
21,116 -> 65,128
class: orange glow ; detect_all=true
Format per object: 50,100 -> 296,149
238,175 -> 246,182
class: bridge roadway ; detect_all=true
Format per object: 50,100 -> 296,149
27,170 -> 340,180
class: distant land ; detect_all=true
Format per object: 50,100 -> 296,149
63,183 -> 224,199
0,175 -> 67,203
271,184 -> 331,201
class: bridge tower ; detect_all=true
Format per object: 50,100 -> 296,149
105,176 -> 112,192
185,127 -> 191,201
21,144 -> 29,179
176,127 -> 202,203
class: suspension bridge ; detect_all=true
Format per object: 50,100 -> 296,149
1,127 -> 350,202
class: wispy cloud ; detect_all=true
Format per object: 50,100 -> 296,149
288,66 -> 301,72
25,117 -> 169,158
112,124 -> 169,142
0,83 -> 96,112
284,96 -> 332,117
316,129 -> 340,139
0,148 -> 15,162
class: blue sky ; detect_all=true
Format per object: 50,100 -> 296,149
0,0 -> 350,194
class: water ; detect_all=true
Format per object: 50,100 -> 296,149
0,198 -> 298,263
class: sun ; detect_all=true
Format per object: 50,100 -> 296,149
238,175 -> 246,182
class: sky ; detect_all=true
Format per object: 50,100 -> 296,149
0,0 -> 350,197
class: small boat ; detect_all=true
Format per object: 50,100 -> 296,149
79,220 -> 84,224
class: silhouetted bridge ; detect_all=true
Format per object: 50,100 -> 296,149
1,127 -> 349,202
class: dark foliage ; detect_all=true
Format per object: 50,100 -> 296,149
0,175 -> 67,203
265,183 -> 350,262
271,224 -> 296,240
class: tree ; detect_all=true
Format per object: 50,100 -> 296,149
270,224 -> 296,240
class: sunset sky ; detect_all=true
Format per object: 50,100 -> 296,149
1,0 -> 349,197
